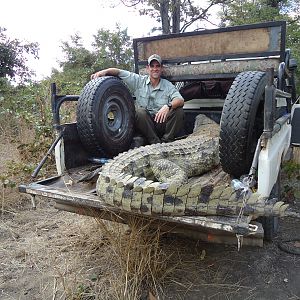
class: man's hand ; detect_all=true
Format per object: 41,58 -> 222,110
154,105 -> 169,123
91,70 -> 106,79
90,68 -> 120,80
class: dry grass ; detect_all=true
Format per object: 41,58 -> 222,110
1,194 -> 205,299
51,215 -> 180,300
0,113 -> 35,144
0,117 -> 56,214
50,213 -> 253,299
0,131 -> 23,214
93,216 -> 177,299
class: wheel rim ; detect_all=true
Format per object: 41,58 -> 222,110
101,93 -> 129,140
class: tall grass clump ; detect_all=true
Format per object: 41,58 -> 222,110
56,213 -> 179,300
94,216 -> 177,299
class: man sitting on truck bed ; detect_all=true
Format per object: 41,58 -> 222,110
91,54 -> 184,145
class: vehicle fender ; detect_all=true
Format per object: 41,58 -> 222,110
257,122 -> 291,197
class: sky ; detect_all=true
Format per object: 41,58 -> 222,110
2,0 -> 156,80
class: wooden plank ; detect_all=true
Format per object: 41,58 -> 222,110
139,58 -> 280,78
137,27 -> 281,61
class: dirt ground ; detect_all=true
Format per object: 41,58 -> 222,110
1,139 -> 300,300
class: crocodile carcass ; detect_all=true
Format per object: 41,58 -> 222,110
96,115 -> 293,218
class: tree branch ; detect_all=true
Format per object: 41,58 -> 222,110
119,0 -> 141,7
180,2 -> 214,32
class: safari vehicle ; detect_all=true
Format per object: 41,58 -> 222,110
19,21 -> 299,247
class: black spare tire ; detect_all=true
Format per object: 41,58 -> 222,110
219,71 -> 266,178
77,76 -> 135,157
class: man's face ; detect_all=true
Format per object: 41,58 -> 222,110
147,60 -> 162,79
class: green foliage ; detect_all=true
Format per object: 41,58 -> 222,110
50,25 -> 133,95
0,160 -> 35,189
60,33 -> 96,71
282,160 -> 300,179
218,1 -> 300,32
220,1 -> 277,25
0,78 -> 57,186
0,27 -> 39,83
91,25 -> 133,71
0,81 -> 52,137
287,20 -> 300,65
281,159 -> 300,203
49,68 -> 92,96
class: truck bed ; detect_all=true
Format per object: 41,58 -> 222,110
19,165 -> 264,247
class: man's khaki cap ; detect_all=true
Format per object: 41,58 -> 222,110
148,54 -> 162,65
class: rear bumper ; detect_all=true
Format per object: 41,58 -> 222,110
19,173 -> 264,247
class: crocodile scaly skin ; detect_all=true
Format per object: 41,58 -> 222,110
96,115 -> 290,217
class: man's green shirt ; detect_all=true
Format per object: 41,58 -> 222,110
119,70 -> 183,114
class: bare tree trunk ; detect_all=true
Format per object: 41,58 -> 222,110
171,0 -> 181,33
160,0 -> 171,34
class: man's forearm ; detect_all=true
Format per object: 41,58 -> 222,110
170,98 -> 184,109
91,68 -> 120,79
